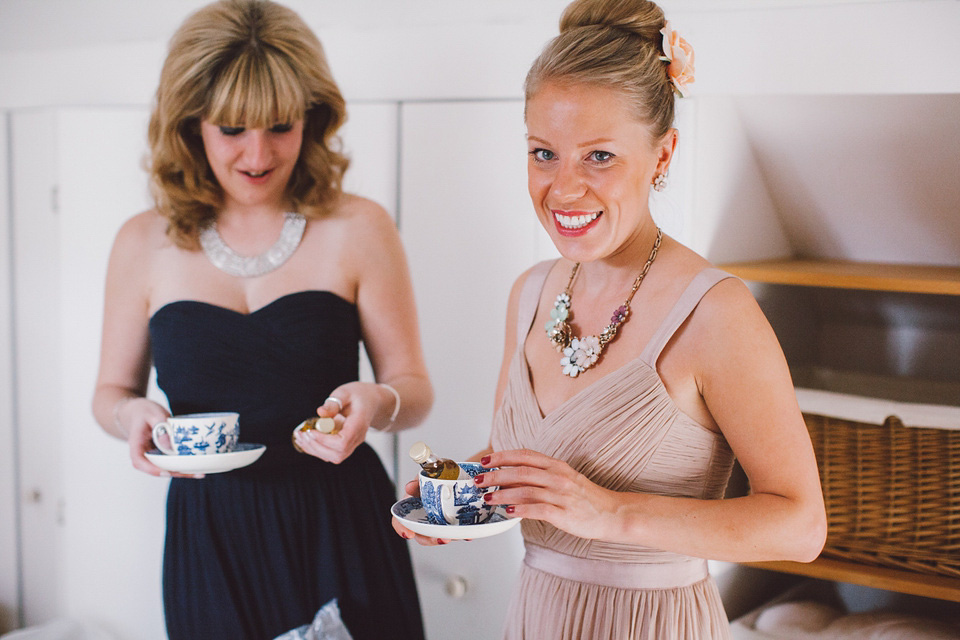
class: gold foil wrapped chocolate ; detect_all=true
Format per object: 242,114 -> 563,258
292,417 -> 338,452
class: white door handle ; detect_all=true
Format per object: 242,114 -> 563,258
445,575 -> 469,598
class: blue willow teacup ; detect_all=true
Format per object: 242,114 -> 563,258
151,412 -> 239,456
418,462 -> 497,526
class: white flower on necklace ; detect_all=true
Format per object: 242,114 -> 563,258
561,336 -> 602,378
560,348 -> 579,378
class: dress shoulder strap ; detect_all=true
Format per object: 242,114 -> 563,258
516,260 -> 556,346
639,268 -> 738,366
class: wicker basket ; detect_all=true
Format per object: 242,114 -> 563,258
804,412 -> 960,579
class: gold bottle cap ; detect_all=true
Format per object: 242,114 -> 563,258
408,441 -> 432,464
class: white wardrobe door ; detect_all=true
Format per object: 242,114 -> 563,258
54,108 -> 167,638
0,111 -> 20,633
398,100 -> 551,639
340,101 -> 401,480
10,109 -> 65,627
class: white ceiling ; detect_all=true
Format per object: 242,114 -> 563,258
0,0 -> 913,53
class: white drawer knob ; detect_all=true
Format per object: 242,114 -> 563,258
445,575 -> 468,598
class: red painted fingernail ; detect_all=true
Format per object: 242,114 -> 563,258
400,531 -> 411,539
506,505 -> 516,514
483,493 -> 492,502
480,456 -> 491,466
474,474 -> 484,484
438,540 -> 448,545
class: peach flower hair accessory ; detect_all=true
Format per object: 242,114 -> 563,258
659,21 -> 695,97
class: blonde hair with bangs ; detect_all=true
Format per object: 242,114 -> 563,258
148,0 -> 349,247
525,0 -> 675,141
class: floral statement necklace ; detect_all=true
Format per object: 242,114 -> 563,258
200,212 -> 306,278
545,227 -> 662,378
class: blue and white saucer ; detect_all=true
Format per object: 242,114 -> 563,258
145,443 -> 266,474
390,496 -> 521,540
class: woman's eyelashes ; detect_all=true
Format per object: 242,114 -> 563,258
589,150 -> 614,164
529,148 -> 556,163
528,148 -> 616,165
217,123 -> 294,136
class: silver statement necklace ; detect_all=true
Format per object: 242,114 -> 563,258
199,212 -> 306,278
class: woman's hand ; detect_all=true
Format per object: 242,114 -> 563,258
475,449 -> 619,541
118,397 -> 203,479
292,381 -> 390,464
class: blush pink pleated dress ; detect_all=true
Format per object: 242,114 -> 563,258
492,261 -> 737,640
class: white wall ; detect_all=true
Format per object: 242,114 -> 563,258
2,0 -> 960,636
54,108 -> 167,638
3,1 -> 960,109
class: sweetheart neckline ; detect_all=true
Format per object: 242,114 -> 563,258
149,290 -> 355,321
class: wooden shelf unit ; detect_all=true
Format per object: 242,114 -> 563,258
729,258 -> 960,602
746,559 -> 960,603
718,259 -> 960,295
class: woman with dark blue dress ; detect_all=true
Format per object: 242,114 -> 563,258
91,2 -> 432,638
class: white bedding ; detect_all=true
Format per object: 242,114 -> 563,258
796,387 -> 960,431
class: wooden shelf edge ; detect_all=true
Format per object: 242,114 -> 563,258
719,259 -> 960,295
744,558 -> 960,602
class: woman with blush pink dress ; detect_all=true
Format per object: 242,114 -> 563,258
394,1 -> 826,637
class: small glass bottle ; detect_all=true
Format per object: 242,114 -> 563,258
409,441 -> 462,479
292,417 -> 338,453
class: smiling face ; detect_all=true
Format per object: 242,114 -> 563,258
526,81 -> 676,263
200,119 -> 305,212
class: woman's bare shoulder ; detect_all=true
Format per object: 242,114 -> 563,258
677,258 -> 769,357
317,193 -> 395,245
518,258 -> 567,293
331,193 -> 392,223
105,211 -> 173,302
651,237 -> 761,349
110,210 -> 175,261
656,236 -> 744,302
115,209 -> 170,246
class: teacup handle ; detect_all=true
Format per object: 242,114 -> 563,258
152,421 -> 176,455
440,485 -> 457,525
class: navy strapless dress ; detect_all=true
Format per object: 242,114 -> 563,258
149,291 -> 424,640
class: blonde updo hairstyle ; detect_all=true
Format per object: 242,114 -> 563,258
525,0 -> 675,141
148,0 -> 349,248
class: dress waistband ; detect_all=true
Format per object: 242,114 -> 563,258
523,544 -> 709,590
